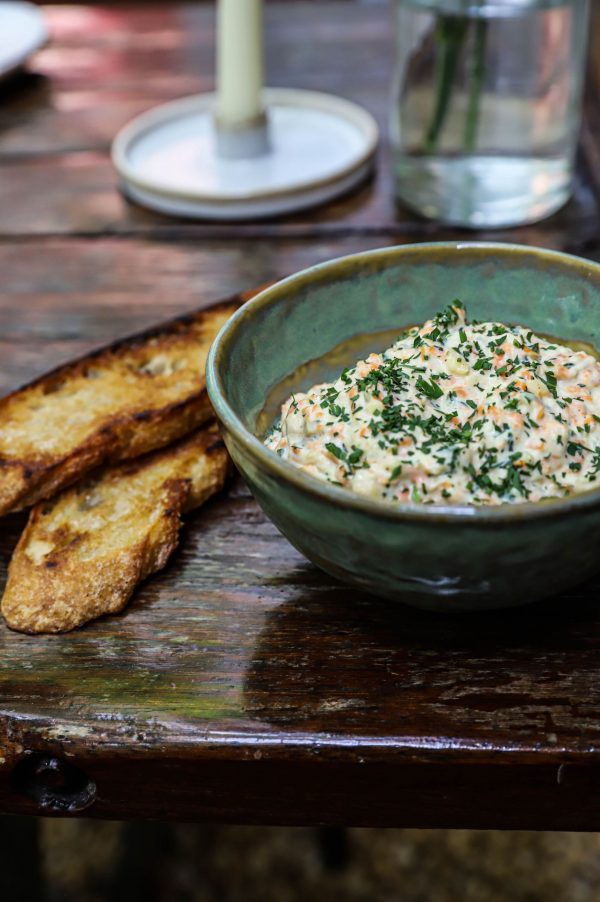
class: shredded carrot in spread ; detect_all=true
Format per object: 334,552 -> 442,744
266,302 -> 600,505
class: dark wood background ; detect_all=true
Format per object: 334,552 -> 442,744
1,1 -> 600,830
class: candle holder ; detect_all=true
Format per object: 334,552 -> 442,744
111,2 -> 379,220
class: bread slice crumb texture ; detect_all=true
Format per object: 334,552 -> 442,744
1,426 -> 231,634
0,302 -> 236,515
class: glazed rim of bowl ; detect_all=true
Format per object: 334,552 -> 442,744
207,242 -> 600,525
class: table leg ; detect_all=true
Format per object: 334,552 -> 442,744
316,826 -> 350,871
108,822 -> 173,902
0,815 -> 43,902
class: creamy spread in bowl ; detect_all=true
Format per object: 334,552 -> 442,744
265,302 -> 600,506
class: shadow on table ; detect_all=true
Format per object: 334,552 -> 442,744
243,567 -> 600,739
0,70 -> 52,111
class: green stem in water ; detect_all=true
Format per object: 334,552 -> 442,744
424,16 -> 469,154
464,18 -> 488,152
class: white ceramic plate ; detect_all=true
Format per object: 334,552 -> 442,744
0,2 -> 48,81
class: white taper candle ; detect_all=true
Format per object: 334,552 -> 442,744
217,0 -> 265,128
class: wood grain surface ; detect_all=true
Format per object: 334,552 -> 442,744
2,1 -> 600,827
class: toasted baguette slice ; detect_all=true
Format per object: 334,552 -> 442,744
0,299 -> 238,516
1,426 -> 230,634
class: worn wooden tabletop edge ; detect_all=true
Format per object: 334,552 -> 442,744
3,714 -> 600,765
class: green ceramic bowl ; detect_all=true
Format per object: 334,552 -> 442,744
207,242 -> 600,611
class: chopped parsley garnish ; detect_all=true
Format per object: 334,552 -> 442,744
325,442 -> 344,461
267,302 -> 600,506
415,376 -> 444,400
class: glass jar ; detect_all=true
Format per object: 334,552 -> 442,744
390,0 -> 590,228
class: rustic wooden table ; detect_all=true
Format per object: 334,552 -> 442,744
2,1 -> 600,831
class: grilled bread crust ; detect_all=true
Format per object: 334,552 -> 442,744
1,426 -> 231,634
0,300 -> 238,516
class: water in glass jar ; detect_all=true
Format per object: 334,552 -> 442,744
391,0 -> 589,227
